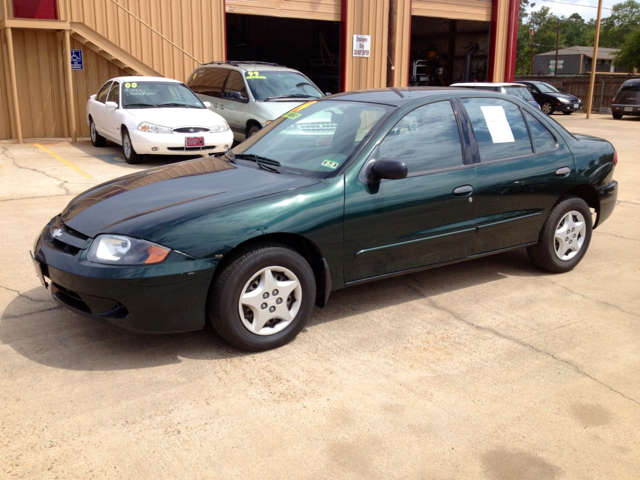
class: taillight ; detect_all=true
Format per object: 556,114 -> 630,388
613,148 -> 618,166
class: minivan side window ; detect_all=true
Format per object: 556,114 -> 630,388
96,82 -> 112,103
525,112 -> 556,152
462,97 -> 533,161
223,71 -> 248,99
187,68 -> 229,98
379,100 -> 463,174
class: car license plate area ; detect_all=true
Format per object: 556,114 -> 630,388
30,251 -> 49,288
573,104 -> 580,109
185,136 -> 205,147
624,106 -> 633,112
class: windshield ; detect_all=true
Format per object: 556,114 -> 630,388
504,87 -> 535,102
537,82 -> 560,93
232,100 -> 392,178
122,81 -> 204,108
245,71 -> 323,101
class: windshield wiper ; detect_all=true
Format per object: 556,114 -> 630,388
125,103 -> 156,108
158,102 -> 202,109
264,94 -> 317,101
232,153 -> 281,173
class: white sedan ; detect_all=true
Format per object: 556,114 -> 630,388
86,76 -> 233,164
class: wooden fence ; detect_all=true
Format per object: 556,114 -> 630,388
515,75 -> 640,113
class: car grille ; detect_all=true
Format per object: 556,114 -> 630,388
299,122 -> 337,134
173,127 -> 210,133
167,145 -> 219,151
46,219 -> 89,256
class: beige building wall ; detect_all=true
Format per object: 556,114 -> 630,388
226,0 -> 341,21
412,0 -> 491,21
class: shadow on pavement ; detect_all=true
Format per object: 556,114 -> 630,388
1,248 -> 545,372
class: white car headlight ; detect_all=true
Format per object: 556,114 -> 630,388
138,122 -> 173,134
210,121 -> 229,133
88,234 -> 170,265
558,97 -> 571,104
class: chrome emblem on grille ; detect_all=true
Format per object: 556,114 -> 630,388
51,227 -> 63,238
189,128 -> 195,133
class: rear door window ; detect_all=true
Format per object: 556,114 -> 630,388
379,100 -> 463,175
525,112 -> 556,152
222,71 -> 248,99
187,68 -> 229,98
462,97 -> 533,162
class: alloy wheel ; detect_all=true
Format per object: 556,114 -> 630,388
554,210 -> 586,261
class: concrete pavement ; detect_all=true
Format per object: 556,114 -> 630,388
1,114 -> 639,479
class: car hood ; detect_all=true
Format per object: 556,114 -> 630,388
552,92 -> 580,102
125,107 -> 224,126
61,156 -> 319,239
257,100 -> 315,120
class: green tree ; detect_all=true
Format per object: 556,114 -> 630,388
600,0 -> 640,47
613,28 -> 640,70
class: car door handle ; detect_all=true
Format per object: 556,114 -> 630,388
555,167 -> 571,176
453,185 -> 473,196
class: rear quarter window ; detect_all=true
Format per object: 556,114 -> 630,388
187,68 -> 229,98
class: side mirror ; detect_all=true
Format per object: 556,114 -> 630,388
90,94 -> 97,100
325,92 -> 332,96
203,101 -> 211,108
230,91 -> 247,101
105,101 -> 118,109
370,158 -> 408,182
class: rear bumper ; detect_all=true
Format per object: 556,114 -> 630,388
612,104 -> 640,115
596,180 -> 618,227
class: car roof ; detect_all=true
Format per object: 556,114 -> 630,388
326,87 -> 512,107
198,61 -> 301,73
450,82 -> 526,88
107,76 -> 181,83
622,79 -> 640,86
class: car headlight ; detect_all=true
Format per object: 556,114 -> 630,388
138,122 -> 173,134
87,234 -> 170,265
558,97 -> 571,104
210,121 -> 229,132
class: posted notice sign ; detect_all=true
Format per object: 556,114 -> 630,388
353,35 -> 371,57
71,49 -> 83,70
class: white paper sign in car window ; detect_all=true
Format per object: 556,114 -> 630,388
480,106 -> 515,143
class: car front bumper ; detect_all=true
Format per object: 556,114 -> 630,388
556,101 -> 583,112
129,128 -> 234,155
31,217 -> 219,333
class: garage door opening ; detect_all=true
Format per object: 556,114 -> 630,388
226,14 -> 341,95
410,17 -> 491,86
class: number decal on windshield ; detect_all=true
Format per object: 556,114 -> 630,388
246,71 -> 266,79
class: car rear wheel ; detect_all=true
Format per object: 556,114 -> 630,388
122,128 -> 144,164
90,118 -> 106,147
541,102 -> 554,115
612,112 -> 623,120
247,125 -> 261,137
527,196 -> 592,273
208,243 -> 316,351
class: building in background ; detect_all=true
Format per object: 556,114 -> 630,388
532,46 -> 629,76
1,0 -> 521,142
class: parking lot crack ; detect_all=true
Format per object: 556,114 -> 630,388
544,280 -> 639,318
0,285 -> 52,304
401,278 -> 640,407
595,231 -> 640,242
0,146 -> 73,195
1,306 -> 62,320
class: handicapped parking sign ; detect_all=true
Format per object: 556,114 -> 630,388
71,49 -> 83,70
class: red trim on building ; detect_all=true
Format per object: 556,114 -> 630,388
504,0 -> 520,82
340,0 -> 348,92
487,0 -> 499,82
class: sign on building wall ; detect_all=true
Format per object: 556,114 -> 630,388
549,59 -> 564,70
71,49 -> 84,70
353,35 -> 371,57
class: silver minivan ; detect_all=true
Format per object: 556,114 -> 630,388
186,61 -> 324,142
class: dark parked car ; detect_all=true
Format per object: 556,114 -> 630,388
611,79 -> 640,119
517,81 -> 583,115
31,88 -> 618,352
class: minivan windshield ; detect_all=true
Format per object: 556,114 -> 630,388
232,100 -> 392,178
245,71 -> 324,101
122,81 -> 204,109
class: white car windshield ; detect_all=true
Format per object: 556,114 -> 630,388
245,71 -> 323,101
122,81 -> 204,109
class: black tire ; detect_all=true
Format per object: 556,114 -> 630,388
208,243 -> 316,352
89,118 -> 106,147
541,102 -> 554,115
247,125 -> 261,137
122,128 -> 144,164
612,112 -> 623,120
562,111 -> 572,115
527,196 -> 592,274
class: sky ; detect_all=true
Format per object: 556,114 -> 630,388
528,0 -> 619,21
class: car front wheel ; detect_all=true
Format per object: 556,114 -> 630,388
541,102 -> 554,115
527,196 -> 592,273
562,111 -> 572,115
90,118 -> 106,147
122,128 -> 143,164
208,243 -> 316,351
247,125 -> 261,137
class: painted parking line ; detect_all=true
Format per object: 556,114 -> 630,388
93,153 -> 126,164
34,143 -> 93,178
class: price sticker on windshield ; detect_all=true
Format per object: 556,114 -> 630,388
283,112 -> 301,120
321,159 -> 339,169
246,71 -> 266,79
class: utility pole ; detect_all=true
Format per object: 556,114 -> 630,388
554,18 -> 560,76
586,0 -> 604,118
529,27 -> 535,75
